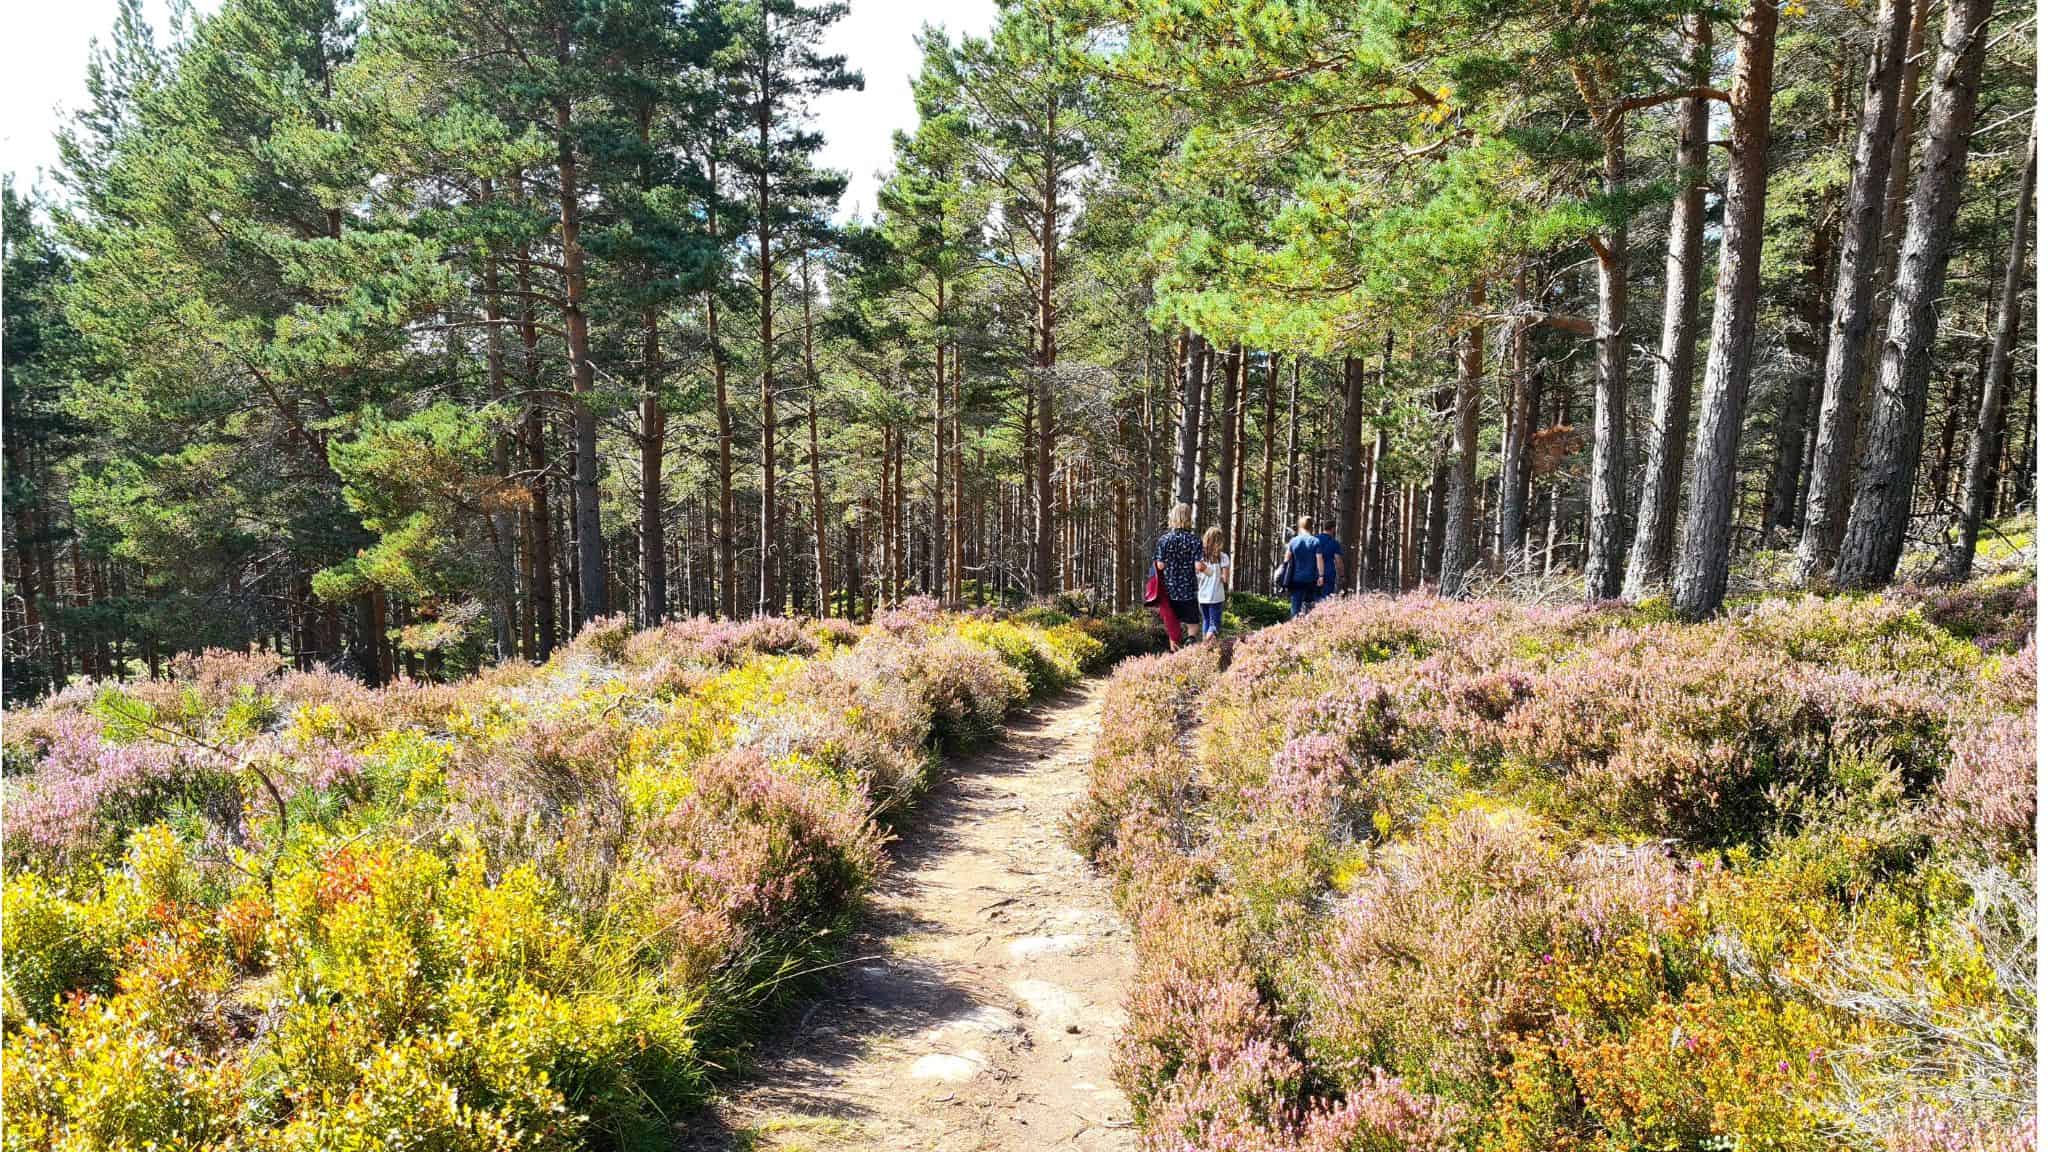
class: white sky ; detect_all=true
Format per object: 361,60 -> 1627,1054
0,0 -> 995,217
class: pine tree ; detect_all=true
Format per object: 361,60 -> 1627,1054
717,0 -> 859,616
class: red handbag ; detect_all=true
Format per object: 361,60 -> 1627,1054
1142,569 -> 1162,606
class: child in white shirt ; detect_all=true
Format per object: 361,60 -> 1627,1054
1195,526 -> 1231,639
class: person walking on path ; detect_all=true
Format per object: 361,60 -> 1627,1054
1314,519 -> 1347,604
1196,526 -> 1232,640
1283,516 -> 1324,619
1153,502 -> 1203,650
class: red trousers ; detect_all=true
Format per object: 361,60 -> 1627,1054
1157,597 -> 1186,650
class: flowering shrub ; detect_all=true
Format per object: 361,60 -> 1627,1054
1078,581 -> 2036,1151
1,606 -> 1105,1147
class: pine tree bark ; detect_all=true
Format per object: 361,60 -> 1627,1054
478,176 -> 518,656
514,178 -> 556,658
803,255 -> 830,614
1033,112 -> 1059,596
1175,331 -> 1207,508
1335,352 -> 1367,589
639,308 -> 666,625
1672,0 -> 1780,620
931,280 -> 947,596
554,49 -> 606,624
1880,0 -> 1933,285
951,345 -> 965,601
1796,0 -> 1914,580
632,111 -> 668,628
1764,212 -> 1835,536
1259,352 -> 1278,566
1946,129 -> 2035,581
1366,332 -> 1394,589
1500,272 -> 1536,566
1584,116 -> 1629,600
1217,344 -> 1242,550
1836,0 -> 1996,588
1441,291 -> 1484,597
1284,358 -> 1301,528
756,54 -> 780,616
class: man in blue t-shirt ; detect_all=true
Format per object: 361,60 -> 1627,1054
1313,520 -> 1346,602
1284,517 -> 1322,619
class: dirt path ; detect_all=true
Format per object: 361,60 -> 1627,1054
685,679 -> 1136,1152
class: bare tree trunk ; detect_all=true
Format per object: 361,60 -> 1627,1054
879,424 -> 894,604
1500,271 -> 1535,564
1401,482 -> 1421,590
1195,346 -> 1214,508
1796,0 -> 1914,580
1764,211 -> 1836,537
1837,0 -> 1997,587
1672,0 -> 1780,619
628,112 -> 668,628
756,81 -> 781,616
1947,130 -> 2035,581
1258,352 -> 1278,566
1880,0 -> 1933,291
1217,343 -> 1242,548
1174,331 -> 1207,508
931,281 -> 947,596
1441,290 -> 1484,596
639,305 -> 667,625
1584,117 -> 1629,600
1336,352 -> 1366,586
803,255 -> 831,614
554,60 -> 606,623
478,176 -> 518,657
1231,355 -> 1250,559
514,180 -> 557,657
891,428 -> 906,600
1033,120 -> 1059,597
951,345 -> 965,601
1284,358 -> 1302,529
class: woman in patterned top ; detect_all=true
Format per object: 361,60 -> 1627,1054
1153,502 -> 1203,650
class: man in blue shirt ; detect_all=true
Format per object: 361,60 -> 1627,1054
1284,517 -> 1322,618
1313,519 -> 1346,602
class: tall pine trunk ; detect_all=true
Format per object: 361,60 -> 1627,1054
1622,43 -> 1709,601
1033,115 -> 1058,596
1259,352 -> 1279,568
554,61 -> 605,624
1217,344 -> 1242,549
1764,211 -> 1835,536
1175,331 -> 1207,508
1946,129 -> 2035,581
1440,290 -> 1484,596
1672,0 -> 1780,619
1335,353 -> 1366,589
803,255 -> 831,613
931,278 -> 947,595
636,115 -> 666,627
1584,115 -> 1629,599
1500,271 -> 1536,565
1796,0 -> 1913,580
478,175 -> 518,657
1837,0 -> 1996,587
639,311 -> 666,625
516,205 -> 556,659
756,56 -> 780,616
951,345 -> 965,601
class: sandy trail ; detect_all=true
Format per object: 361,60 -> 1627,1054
684,679 -> 1136,1152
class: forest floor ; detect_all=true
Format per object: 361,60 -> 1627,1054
684,679 -> 1138,1152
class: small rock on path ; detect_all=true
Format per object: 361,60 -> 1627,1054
683,679 -> 1136,1152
